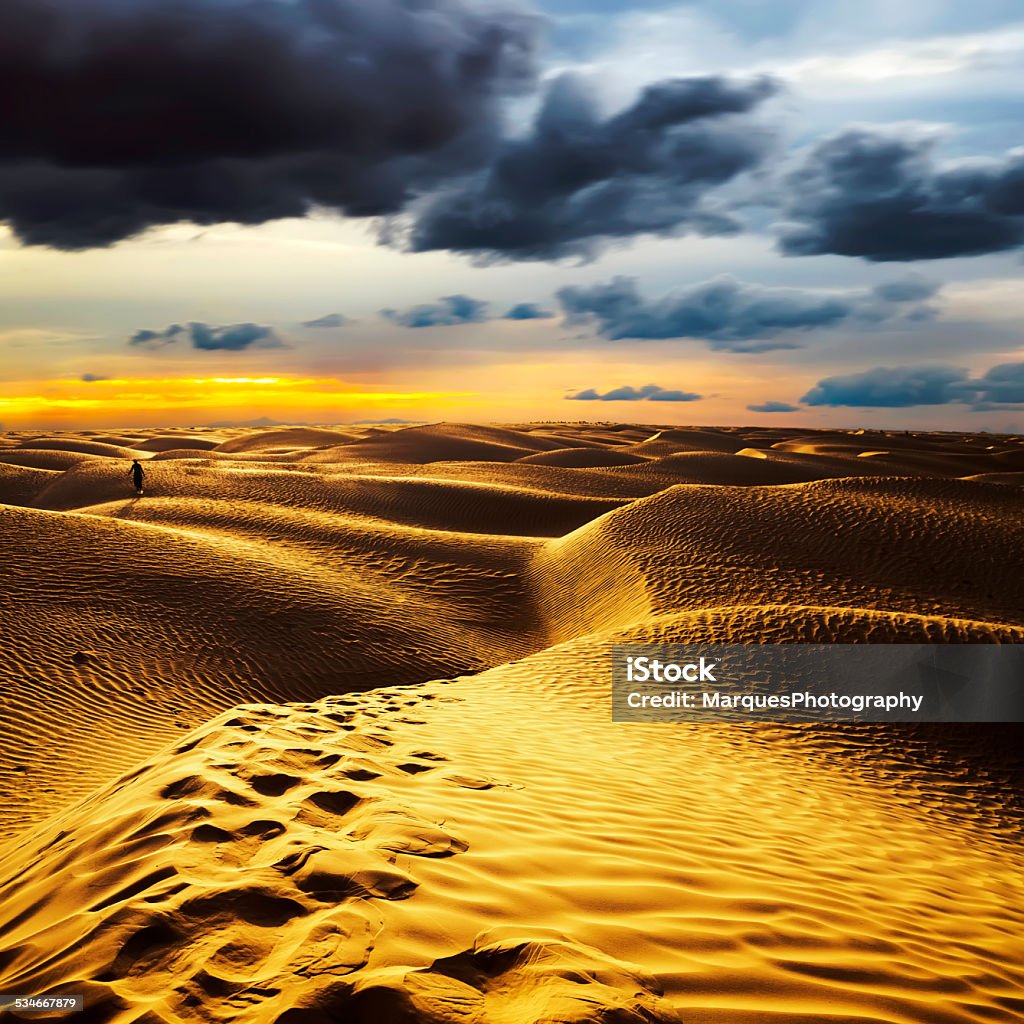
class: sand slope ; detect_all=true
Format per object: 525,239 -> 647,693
1,423 -> 1022,1023
0,463 -> 58,507
541,476 -> 1024,629
2,630 -> 1021,1023
0,499 -> 542,837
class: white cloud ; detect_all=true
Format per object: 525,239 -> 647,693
781,25 -> 1024,86
558,8 -> 1024,115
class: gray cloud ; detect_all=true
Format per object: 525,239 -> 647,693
504,302 -> 555,320
779,127 -> 1024,261
380,294 -> 490,328
301,313 -> 348,329
872,275 -> 940,303
747,401 -> 799,413
0,0 -> 540,249
129,322 -> 284,351
408,73 -> 779,262
802,366 -> 969,407
567,383 -> 702,401
80,372 -> 109,382
971,362 -> 1024,406
129,324 -> 186,348
556,274 -> 935,352
801,362 -> 1024,408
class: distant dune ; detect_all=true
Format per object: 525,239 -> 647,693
214,427 -> 360,453
1,422 -> 1022,1024
515,447 -> 648,467
132,436 -> 224,453
302,422 -> 569,464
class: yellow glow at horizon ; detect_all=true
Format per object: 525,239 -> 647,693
0,375 -> 475,426
197,377 -> 282,385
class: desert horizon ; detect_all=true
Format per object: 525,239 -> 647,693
2,420 -> 1023,1024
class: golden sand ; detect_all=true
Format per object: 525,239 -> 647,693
1,422 -> 1022,1023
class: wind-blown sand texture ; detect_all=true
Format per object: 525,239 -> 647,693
1,422 -> 1023,1024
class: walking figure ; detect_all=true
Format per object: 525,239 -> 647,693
129,459 -> 145,496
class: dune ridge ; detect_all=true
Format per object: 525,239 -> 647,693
1,422 -> 1022,1023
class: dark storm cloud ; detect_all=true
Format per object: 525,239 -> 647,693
380,294 -> 490,328
504,302 -> 555,320
747,401 -> 799,413
301,313 -> 349,329
801,362 -> 1024,408
408,73 -> 779,261
0,0 -> 540,249
971,362 -> 1024,405
567,384 -> 701,401
129,322 -> 284,351
779,128 -> 1024,261
801,366 -> 969,407
556,274 -> 934,352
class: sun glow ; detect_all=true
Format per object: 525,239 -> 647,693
195,377 -> 283,385
0,375 -> 475,429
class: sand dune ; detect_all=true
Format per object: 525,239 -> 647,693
962,471 -> 1024,486
147,448 -> 243,461
0,463 -> 58,507
329,459 -> 671,499
28,459 -> 624,534
0,448 -> 100,471
629,602 -> 1024,644
89,435 -> 151,448
133,436 -> 225,453
0,497 -> 542,836
2,633 -> 1021,1023
540,476 -> 1024,629
515,447 -> 649,467
10,437 -> 148,459
621,449 -> 833,484
1,422 -> 1022,1023
306,423 -> 567,465
214,427 -> 360,454
621,427 -> 748,456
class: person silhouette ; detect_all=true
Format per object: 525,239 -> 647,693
129,459 -> 145,495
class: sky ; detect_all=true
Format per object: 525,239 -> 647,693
1,0 -> 1023,431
